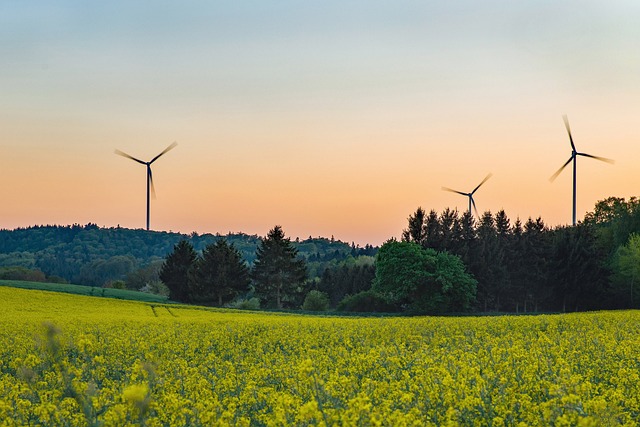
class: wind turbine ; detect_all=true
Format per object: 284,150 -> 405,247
115,142 -> 177,231
549,115 -> 614,226
442,173 -> 492,217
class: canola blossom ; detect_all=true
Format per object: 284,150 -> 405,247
0,287 -> 639,426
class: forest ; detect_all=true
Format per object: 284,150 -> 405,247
0,224 -> 376,293
399,196 -> 640,312
1,195 -> 640,314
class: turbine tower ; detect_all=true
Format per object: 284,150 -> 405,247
115,142 -> 177,231
550,115 -> 613,226
442,173 -> 492,217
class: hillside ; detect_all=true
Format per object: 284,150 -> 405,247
0,224 -> 377,286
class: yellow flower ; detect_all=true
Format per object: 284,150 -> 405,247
123,383 -> 148,404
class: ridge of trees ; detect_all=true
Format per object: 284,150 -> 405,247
3,195 -> 640,313
161,226 -> 309,309
0,224 -> 376,288
401,196 -> 640,312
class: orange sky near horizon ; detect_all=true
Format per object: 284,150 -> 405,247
2,2 -> 640,246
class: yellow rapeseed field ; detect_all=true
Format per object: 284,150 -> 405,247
0,286 -> 639,426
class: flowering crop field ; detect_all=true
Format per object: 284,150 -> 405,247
1,287 -> 639,426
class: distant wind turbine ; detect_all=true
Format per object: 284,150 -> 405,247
115,142 -> 177,231
549,115 -> 614,226
442,173 -> 492,217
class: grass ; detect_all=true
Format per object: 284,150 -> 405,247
0,279 -> 169,303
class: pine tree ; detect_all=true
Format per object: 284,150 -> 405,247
188,240 -> 250,306
509,217 -> 528,312
252,226 -> 307,309
424,210 -> 441,250
457,211 -> 477,267
475,211 -> 499,311
549,224 -> 608,312
493,209 -> 512,309
523,217 -> 550,312
439,208 -> 459,251
159,240 -> 196,303
402,207 -> 426,244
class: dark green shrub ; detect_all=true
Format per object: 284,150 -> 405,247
302,290 -> 329,311
228,297 -> 260,310
110,280 -> 126,290
337,290 -> 397,313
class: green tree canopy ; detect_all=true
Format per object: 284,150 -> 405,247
611,233 -> 640,307
189,240 -> 250,306
252,226 -> 307,309
159,240 -> 196,303
373,240 -> 476,313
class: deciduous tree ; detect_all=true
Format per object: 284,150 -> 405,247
611,233 -> 640,307
373,240 -> 476,313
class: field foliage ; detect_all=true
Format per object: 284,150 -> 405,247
0,280 -> 169,303
0,286 -> 639,426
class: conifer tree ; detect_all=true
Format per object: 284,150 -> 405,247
252,226 -> 307,309
424,209 -> 441,250
523,217 -> 550,311
439,208 -> 459,251
402,207 -> 426,244
159,240 -> 196,302
189,239 -> 250,306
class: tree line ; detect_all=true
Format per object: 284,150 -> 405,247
0,224 -> 375,290
400,196 -> 640,312
161,226 -> 307,309
159,224 -> 477,314
4,195 -> 639,314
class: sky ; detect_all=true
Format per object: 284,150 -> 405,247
2,1 -> 640,246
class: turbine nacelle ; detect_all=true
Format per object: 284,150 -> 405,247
549,115 -> 613,225
442,173 -> 492,217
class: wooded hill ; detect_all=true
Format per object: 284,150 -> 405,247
0,224 -> 377,287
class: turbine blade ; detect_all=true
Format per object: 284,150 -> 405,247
114,149 -> 146,165
442,187 -> 469,197
563,114 -> 576,152
471,173 -> 492,195
150,141 -> 178,164
471,197 -> 479,217
578,153 -> 615,164
149,168 -> 156,199
550,157 -> 573,182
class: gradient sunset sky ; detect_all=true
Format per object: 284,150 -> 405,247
2,1 -> 639,245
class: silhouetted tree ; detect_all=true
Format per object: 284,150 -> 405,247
457,211 -> 477,267
317,262 -> 376,307
474,211 -> 508,311
507,218 -> 527,311
402,207 -> 427,244
189,240 -> 250,306
423,209 -> 441,250
493,209 -> 512,309
522,217 -> 551,311
439,208 -> 459,251
252,226 -> 307,309
549,224 -> 609,312
159,240 -> 196,302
